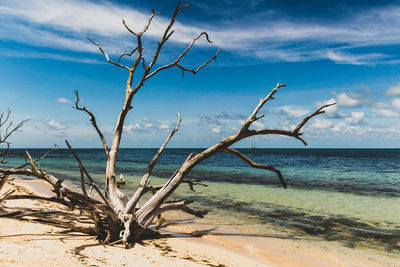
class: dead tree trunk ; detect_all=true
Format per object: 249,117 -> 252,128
0,1 -> 335,247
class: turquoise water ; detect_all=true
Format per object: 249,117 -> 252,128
4,148 -> 400,251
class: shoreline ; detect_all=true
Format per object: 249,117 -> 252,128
1,177 -> 399,266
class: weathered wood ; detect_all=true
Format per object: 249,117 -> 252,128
0,174 -> 9,192
125,113 -> 181,215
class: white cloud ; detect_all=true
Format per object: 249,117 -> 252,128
280,106 -> 309,117
310,118 -> 332,129
48,119 -> 66,129
252,121 -> 264,129
371,107 -> 399,117
326,50 -> 385,65
56,97 -> 71,104
124,117 -> 173,135
315,98 -> 342,119
346,112 -> 365,125
124,123 -> 141,134
159,124 -> 170,130
385,83 -> 400,96
331,123 -> 367,136
333,92 -> 363,108
374,102 -> 391,109
331,122 -> 361,134
211,126 -> 221,133
392,98 -> 400,109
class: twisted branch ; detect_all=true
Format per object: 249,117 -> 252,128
65,140 -> 108,204
116,48 -> 138,64
248,102 -> 336,145
221,148 -> 287,188
145,32 -> 221,80
73,90 -> 110,159
242,83 -> 286,131
0,109 -> 29,162
87,38 -> 130,71
15,145 -> 57,169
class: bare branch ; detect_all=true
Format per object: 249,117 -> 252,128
122,19 -> 137,36
132,0 -> 189,91
122,8 -> 160,37
181,178 -> 208,192
121,8 -> 159,80
15,145 -> 57,169
125,113 -> 182,214
241,83 -> 286,131
292,103 -> 336,135
65,140 -> 87,196
175,48 -> 220,77
87,38 -> 130,71
84,182 -> 110,206
116,47 -> 138,64
145,31 -> 221,80
0,109 -> 29,162
0,109 -> 11,128
222,148 -> 287,188
248,102 -> 337,146
65,140 -> 108,204
26,151 -> 39,174
73,90 -> 110,159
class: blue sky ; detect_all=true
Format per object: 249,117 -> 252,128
2,0 -> 400,148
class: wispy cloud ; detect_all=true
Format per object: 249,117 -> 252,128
0,48 -> 101,63
2,0 -> 400,65
56,97 -> 71,104
385,83 -> 400,96
47,119 -> 66,130
325,51 -> 386,65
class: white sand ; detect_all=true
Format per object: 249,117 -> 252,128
1,178 -> 399,267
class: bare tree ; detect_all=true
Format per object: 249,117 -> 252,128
0,109 -> 28,163
0,109 -> 28,203
0,1 -> 335,247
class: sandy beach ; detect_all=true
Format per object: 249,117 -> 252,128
0,177 -> 399,267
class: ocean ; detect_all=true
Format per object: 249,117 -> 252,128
4,148 -> 400,252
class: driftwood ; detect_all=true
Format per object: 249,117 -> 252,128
0,0 -> 335,248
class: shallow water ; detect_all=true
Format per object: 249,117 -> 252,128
4,148 -> 400,252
